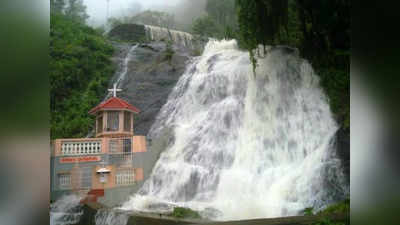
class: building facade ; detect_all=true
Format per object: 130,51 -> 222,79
50,89 -> 150,206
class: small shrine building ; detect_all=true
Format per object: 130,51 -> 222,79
50,84 -> 148,206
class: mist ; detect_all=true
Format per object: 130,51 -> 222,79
83,0 -> 206,28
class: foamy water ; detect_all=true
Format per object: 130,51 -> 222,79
112,39 -> 347,221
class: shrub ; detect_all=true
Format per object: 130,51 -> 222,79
303,207 -> 314,216
318,199 -> 350,216
164,40 -> 174,64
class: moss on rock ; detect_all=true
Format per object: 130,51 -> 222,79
169,207 -> 201,219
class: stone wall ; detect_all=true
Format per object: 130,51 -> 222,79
108,24 -> 147,42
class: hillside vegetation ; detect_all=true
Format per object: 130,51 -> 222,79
50,1 -> 115,139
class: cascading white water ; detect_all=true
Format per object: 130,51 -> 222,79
95,209 -> 129,225
104,44 -> 138,100
50,194 -> 83,225
116,44 -> 138,86
120,39 -> 348,220
144,25 -> 194,48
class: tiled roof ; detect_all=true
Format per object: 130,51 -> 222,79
88,97 -> 140,114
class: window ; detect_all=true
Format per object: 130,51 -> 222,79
97,116 -> 103,133
124,111 -> 131,132
123,139 -> 131,153
107,111 -> 119,131
80,167 -> 92,189
59,174 -> 71,189
116,169 -> 135,185
109,140 -> 118,153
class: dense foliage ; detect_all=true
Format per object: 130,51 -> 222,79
51,0 -> 89,24
295,0 -> 350,130
192,16 -> 219,38
192,0 -> 237,39
50,3 -> 114,139
236,0 -> 288,48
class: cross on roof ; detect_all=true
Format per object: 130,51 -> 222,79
108,83 -> 122,97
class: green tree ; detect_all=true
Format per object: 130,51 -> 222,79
107,17 -> 124,29
50,0 -> 66,14
295,0 -> 350,129
296,0 -> 350,60
235,0 -> 289,74
206,0 -> 237,36
279,0 -> 303,47
192,16 -> 219,37
64,0 -> 89,24
195,0 -> 238,39
236,0 -> 288,49
50,13 -> 114,139
50,0 -> 89,24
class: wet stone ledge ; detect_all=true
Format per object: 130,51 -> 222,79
108,24 -> 147,43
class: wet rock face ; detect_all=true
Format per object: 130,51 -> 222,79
108,24 -> 147,42
111,41 -> 192,136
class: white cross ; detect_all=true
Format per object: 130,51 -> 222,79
108,83 -> 122,97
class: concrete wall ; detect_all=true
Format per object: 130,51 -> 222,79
50,137 -> 157,207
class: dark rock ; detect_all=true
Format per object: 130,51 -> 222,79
335,127 -> 350,183
110,41 -> 191,136
75,204 -> 98,225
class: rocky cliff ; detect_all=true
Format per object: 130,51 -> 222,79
109,41 -> 193,136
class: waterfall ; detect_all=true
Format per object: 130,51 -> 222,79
115,44 -> 139,87
119,39 -> 348,220
144,25 -> 194,48
104,44 -> 138,100
50,194 -> 83,225
95,209 -> 129,225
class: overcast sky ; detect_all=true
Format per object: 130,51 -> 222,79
83,0 -> 183,26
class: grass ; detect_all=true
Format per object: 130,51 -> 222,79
302,199 -> 350,225
303,207 -> 314,216
317,199 -> 350,216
